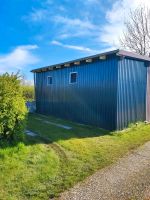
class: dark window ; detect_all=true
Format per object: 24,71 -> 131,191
70,72 -> 77,83
47,76 -> 52,85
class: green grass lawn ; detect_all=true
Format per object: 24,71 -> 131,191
1,113 -> 150,200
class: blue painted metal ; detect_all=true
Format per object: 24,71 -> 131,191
117,58 -> 147,129
35,55 -> 118,130
34,53 -> 150,130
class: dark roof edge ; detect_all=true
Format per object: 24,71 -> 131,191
31,49 -> 150,73
31,49 -> 119,73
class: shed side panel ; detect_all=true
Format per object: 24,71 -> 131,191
35,56 -> 118,130
146,66 -> 150,121
117,58 -> 147,130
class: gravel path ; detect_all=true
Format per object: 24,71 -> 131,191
58,141 -> 150,200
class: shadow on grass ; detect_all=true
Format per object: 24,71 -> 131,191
0,113 -> 112,148
25,113 -> 112,146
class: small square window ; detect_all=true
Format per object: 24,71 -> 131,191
70,72 -> 77,83
47,76 -> 52,85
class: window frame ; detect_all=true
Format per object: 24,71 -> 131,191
47,76 -> 53,85
69,72 -> 78,84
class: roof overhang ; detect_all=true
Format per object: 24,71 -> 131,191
117,50 -> 150,62
31,49 -> 150,73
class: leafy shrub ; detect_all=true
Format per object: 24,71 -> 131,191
0,73 -> 28,140
22,85 -> 35,102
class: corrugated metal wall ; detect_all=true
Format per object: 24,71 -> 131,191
116,58 -> 147,130
35,55 -> 118,130
146,65 -> 150,121
35,55 -> 149,130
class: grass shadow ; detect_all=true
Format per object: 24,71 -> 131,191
0,113 -> 112,148
26,113 -> 111,145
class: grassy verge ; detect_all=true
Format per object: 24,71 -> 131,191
0,113 -> 150,199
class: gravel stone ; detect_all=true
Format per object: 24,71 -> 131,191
58,141 -> 150,200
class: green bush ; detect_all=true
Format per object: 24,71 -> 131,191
22,85 -> 35,102
0,73 -> 28,140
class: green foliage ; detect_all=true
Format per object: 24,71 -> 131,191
22,85 -> 34,101
1,114 -> 150,199
0,73 -> 27,140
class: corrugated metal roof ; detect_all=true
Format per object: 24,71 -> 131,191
31,49 -> 150,73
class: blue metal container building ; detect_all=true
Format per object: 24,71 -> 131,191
31,49 -> 150,130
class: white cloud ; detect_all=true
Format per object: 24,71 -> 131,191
24,1 -> 101,40
23,8 -> 48,22
51,40 -> 99,53
52,1 -> 150,50
53,15 -> 100,39
100,0 -> 150,47
24,0 -> 150,52
45,0 -> 53,5
51,40 -> 62,45
54,16 -> 96,30
0,45 -> 39,73
85,0 -> 100,3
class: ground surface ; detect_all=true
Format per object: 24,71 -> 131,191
59,141 -> 150,200
1,113 -> 150,199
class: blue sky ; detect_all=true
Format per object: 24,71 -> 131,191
0,0 -> 147,84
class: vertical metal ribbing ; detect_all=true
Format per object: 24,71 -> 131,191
35,56 -> 118,130
117,58 -> 147,130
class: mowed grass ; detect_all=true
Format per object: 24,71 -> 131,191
1,113 -> 150,200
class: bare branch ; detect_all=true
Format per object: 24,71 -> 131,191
120,6 -> 150,56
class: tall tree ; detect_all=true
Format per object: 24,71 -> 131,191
120,6 -> 150,56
